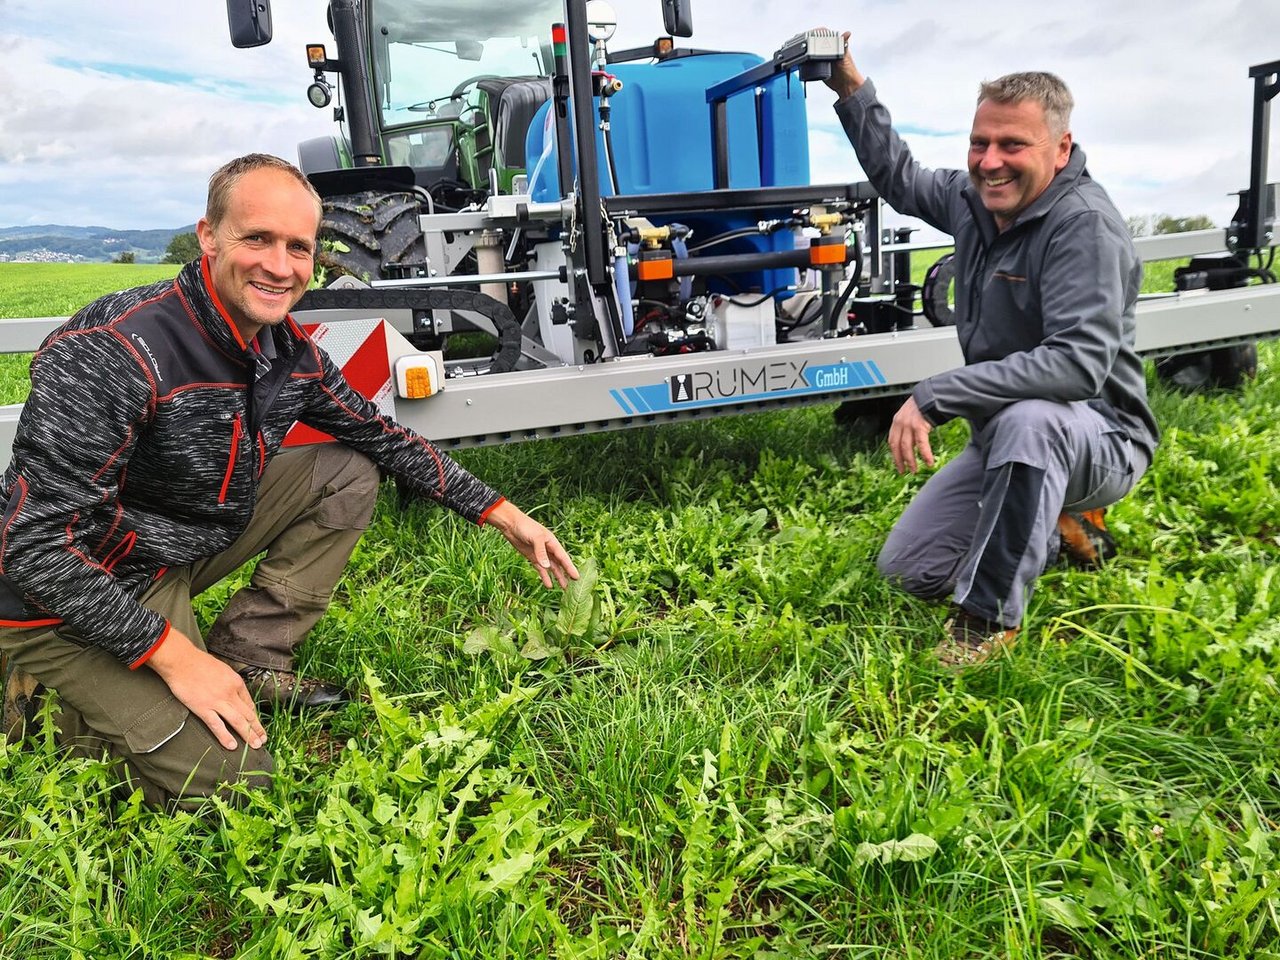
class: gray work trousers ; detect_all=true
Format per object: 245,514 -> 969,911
877,399 -> 1147,628
0,444 -> 379,808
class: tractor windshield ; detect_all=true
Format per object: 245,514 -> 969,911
371,0 -> 559,129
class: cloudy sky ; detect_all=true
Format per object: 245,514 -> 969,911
3,0 -> 1278,231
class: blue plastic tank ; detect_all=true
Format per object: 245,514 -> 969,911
524,52 -> 813,298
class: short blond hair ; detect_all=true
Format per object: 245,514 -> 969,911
978,72 -> 1074,137
205,154 -> 323,228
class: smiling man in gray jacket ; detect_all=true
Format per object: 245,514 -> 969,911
824,36 -> 1158,665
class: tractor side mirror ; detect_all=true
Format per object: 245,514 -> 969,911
456,40 -> 484,61
661,0 -> 692,38
227,0 -> 273,48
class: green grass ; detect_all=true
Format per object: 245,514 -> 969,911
0,263 -> 180,404
1,263 -> 1278,958
0,262 -> 180,319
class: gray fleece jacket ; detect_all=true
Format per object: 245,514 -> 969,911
836,80 -> 1158,461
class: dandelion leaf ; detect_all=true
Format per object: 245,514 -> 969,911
556,558 -> 599,637
854,832 -> 940,866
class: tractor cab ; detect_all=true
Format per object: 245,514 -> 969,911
299,0 -> 560,200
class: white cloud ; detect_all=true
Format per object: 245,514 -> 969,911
3,0 -> 1279,229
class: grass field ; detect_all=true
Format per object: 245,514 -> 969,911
0,262 -> 1277,959
0,263 -> 181,403
0,262 -> 180,320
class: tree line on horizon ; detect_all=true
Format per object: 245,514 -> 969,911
112,232 -> 201,265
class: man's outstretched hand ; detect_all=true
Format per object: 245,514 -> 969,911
888,395 -> 936,475
484,500 -> 580,589
821,30 -> 865,101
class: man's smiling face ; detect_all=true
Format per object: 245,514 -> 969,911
967,97 -> 1071,230
196,167 -> 320,342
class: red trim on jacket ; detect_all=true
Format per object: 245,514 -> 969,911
315,381 -> 450,498
201,255 -> 249,352
218,413 -> 244,504
101,531 -> 137,572
477,497 -> 506,526
129,620 -> 172,670
177,281 -> 246,366
92,502 -> 124,554
106,327 -> 160,402
90,422 -> 138,484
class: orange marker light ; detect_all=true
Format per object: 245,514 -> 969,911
403,367 -> 431,398
394,354 -> 443,399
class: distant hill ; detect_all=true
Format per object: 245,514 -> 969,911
0,224 -> 196,264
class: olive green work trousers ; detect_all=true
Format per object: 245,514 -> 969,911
0,444 -> 379,809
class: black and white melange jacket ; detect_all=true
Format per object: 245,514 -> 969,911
0,258 -> 503,667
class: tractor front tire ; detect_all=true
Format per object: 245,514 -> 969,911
921,253 -> 957,327
318,191 -> 426,281
833,395 -> 901,442
1155,343 -> 1258,391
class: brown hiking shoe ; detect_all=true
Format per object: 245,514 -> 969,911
2,656 -> 44,743
237,665 -> 350,712
1057,508 -> 1117,568
935,608 -> 1019,668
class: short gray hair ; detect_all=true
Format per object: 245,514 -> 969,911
978,72 -> 1074,137
206,153 -> 322,228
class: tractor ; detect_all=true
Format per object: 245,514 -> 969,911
218,0 -> 1280,449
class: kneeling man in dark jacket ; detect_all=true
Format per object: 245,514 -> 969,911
0,154 -> 577,806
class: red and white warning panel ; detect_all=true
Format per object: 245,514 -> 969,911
283,318 -> 443,447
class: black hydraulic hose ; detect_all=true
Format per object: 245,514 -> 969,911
686,227 -> 767,254
296,286 -> 523,374
603,128 -> 621,197
685,220 -> 797,254
635,245 -> 818,279
775,297 -> 824,331
1258,245 -> 1277,282
825,231 -> 863,331
600,99 -> 621,197
731,286 -> 790,307
708,274 -> 744,293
